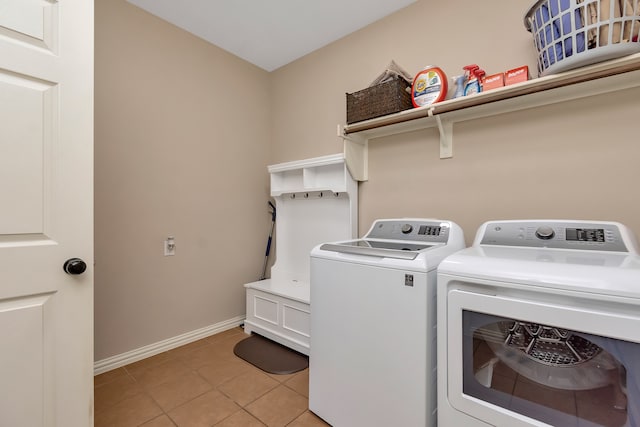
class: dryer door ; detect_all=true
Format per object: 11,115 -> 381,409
445,286 -> 640,427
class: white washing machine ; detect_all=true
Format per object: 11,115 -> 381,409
437,220 -> 640,427
309,218 -> 465,427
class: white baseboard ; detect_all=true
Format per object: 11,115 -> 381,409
94,315 -> 246,375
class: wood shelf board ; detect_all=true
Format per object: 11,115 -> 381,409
343,53 -> 640,138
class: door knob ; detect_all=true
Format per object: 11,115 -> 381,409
63,258 -> 87,275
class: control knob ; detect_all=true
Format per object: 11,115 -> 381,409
535,226 -> 555,240
401,224 -> 413,234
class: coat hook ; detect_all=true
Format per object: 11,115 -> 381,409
304,193 -> 309,198
318,192 -> 323,198
290,193 -> 296,199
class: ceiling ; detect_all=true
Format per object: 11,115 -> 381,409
126,0 -> 416,72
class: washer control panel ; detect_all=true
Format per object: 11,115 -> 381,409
366,219 -> 452,243
478,220 -> 634,252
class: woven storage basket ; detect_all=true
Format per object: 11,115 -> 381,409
346,78 -> 412,124
525,0 -> 640,76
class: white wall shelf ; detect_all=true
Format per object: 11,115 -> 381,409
340,53 -> 640,181
269,153 -> 354,197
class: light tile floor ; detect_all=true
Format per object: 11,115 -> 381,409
94,327 -> 330,427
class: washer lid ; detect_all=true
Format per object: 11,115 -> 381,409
319,239 -> 438,260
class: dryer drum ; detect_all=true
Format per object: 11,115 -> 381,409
479,320 -> 622,390
501,321 -> 601,366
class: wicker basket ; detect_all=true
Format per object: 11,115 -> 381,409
346,78 -> 413,124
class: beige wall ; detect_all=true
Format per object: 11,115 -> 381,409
94,0 -> 271,360
96,0 -> 640,360
271,0 -> 640,241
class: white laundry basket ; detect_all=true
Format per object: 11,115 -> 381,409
525,0 -> 640,76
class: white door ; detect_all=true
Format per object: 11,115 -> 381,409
0,1 -> 94,426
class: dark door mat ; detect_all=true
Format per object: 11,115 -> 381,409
233,333 -> 308,375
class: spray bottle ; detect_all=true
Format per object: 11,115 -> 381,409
464,67 -> 486,96
453,64 -> 478,98
452,75 -> 466,99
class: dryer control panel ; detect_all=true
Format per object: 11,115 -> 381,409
477,220 -> 637,252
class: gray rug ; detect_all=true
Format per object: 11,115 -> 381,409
233,333 -> 308,375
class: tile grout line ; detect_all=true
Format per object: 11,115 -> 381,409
95,328 -> 317,427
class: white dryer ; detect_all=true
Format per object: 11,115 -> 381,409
437,220 -> 640,427
309,218 -> 465,427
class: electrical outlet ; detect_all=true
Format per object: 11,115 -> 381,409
164,236 -> 175,256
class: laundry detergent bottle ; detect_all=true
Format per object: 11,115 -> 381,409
411,65 -> 448,108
